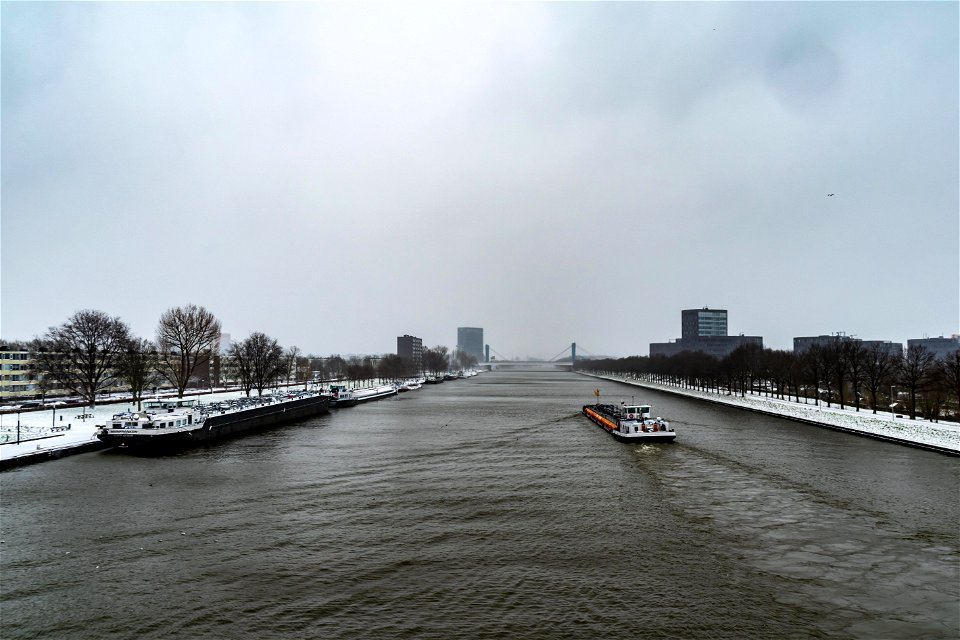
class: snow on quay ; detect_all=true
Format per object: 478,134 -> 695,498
0,388 -> 258,468
582,373 -> 960,455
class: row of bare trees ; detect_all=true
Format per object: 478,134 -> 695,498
306,345 -> 476,385
23,306 -> 476,407
28,305 -> 308,407
30,305 -> 222,408
579,341 -> 960,422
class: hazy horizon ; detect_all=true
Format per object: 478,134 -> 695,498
3,3 -> 957,358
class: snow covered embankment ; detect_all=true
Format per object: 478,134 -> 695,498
584,374 -> 960,455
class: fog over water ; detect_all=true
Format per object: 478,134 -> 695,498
2,3 -> 957,356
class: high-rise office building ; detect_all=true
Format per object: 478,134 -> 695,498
397,335 -> 423,371
457,327 -> 484,363
650,308 -> 762,358
682,308 -> 728,340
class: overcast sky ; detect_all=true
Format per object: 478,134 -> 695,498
2,2 -> 957,359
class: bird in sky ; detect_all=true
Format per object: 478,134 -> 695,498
827,193 -> 835,196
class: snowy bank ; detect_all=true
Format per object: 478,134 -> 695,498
582,373 -> 960,455
0,388 -> 266,469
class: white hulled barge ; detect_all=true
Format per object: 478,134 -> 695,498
97,392 -> 330,452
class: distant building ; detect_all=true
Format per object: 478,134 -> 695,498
793,334 -> 855,353
0,346 -> 39,401
907,336 -> 959,361
794,334 -> 904,358
188,351 -> 221,389
397,335 -> 423,372
860,340 -> 904,358
650,309 -> 762,358
650,335 -> 762,359
457,327 -> 484,364
682,308 -> 728,340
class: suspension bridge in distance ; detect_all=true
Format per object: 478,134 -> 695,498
481,343 -> 592,371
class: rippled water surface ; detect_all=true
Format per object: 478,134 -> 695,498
2,371 -> 958,638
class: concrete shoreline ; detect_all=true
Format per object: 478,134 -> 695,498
0,438 -> 109,470
581,373 -> 960,456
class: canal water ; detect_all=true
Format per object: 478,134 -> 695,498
2,371 -> 957,638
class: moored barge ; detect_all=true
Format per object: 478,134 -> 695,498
582,402 -> 676,443
352,384 -> 398,403
327,384 -> 359,408
96,392 -> 330,452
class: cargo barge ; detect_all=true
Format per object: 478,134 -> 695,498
352,384 -> 398,403
96,392 -> 330,452
582,402 -> 676,443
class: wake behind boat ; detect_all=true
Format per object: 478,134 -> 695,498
97,392 -> 330,452
582,402 -> 676,443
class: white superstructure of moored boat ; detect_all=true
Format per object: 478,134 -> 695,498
97,392 -> 331,451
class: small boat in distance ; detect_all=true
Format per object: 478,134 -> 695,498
582,402 -> 676,443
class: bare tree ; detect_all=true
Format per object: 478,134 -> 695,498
765,350 -> 793,401
361,356 -> 376,383
31,310 -> 132,407
898,345 -> 936,420
422,346 -> 449,376
310,357 -> 328,386
452,350 -> 477,372
118,338 -> 159,410
294,354 -> 311,390
919,372 -> 946,423
941,349 -> 960,416
326,355 -> 346,382
250,333 -> 285,396
844,341 -> 866,412
345,356 -> 364,383
227,341 -> 254,397
156,304 -> 222,398
828,339 -> 851,409
862,343 -> 896,414
342,356 -> 375,385
787,352 -> 805,402
816,345 -> 837,407
378,354 -> 405,381
802,346 -> 824,406
724,344 -> 760,397
229,332 -> 285,396
283,346 -> 301,387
